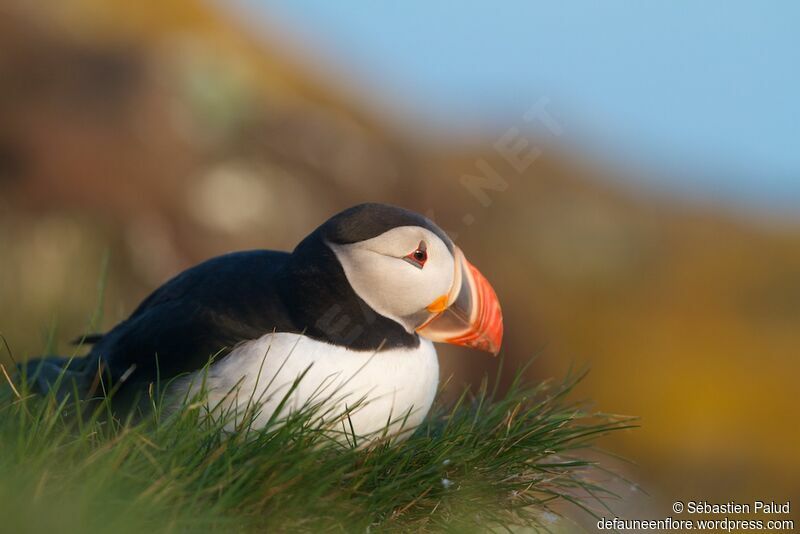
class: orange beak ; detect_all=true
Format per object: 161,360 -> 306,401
416,247 -> 503,355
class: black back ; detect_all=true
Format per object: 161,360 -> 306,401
81,203 -> 443,389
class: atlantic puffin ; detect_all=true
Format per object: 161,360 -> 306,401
25,203 -> 503,440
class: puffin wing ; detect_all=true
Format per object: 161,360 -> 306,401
90,250 -> 295,387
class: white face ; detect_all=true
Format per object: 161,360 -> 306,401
328,226 -> 455,332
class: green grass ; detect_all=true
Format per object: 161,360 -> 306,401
0,352 -> 633,533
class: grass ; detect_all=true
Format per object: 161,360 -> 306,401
0,344 -> 634,533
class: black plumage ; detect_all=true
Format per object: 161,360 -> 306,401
22,203 -> 448,398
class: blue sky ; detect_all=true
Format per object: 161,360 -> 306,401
230,1 -> 799,216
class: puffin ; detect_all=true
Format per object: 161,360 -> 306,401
24,203 -> 503,440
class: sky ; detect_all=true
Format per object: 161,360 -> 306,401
229,1 -> 800,217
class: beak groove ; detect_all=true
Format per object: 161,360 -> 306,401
416,247 -> 503,356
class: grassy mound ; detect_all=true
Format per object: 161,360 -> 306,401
0,357 -> 632,533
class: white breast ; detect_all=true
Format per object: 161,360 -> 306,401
170,333 -> 439,442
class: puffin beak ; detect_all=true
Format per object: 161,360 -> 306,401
416,247 -> 503,355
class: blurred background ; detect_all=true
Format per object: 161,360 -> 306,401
1,0 -> 798,522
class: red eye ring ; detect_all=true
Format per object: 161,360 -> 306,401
403,241 -> 428,268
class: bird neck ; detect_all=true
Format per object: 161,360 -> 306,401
277,232 -> 419,352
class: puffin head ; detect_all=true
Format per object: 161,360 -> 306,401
320,203 -> 503,355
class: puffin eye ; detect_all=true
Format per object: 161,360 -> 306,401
403,241 -> 428,269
